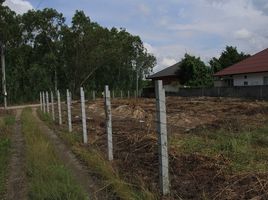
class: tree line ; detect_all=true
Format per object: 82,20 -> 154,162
0,1 -> 156,103
0,0 -> 250,104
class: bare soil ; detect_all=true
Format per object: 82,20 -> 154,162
56,97 -> 268,199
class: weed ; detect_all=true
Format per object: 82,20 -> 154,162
171,127 -> 268,173
0,114 -> 14,198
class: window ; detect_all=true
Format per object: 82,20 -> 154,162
264,77 -> 268,85
244,75 -> 247,79
244,81 -> 248,86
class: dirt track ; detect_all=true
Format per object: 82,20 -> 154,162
6,110 -> 27,200
32,109 -> 111,200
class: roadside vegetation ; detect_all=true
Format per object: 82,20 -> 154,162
38,109 -> 155,200
21,108 -> 87,200
170,127 -> 268,173
0,113 -> 15,198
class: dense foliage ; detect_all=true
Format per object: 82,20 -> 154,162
178,46 -> 250,87
179,54 -> 213,87
209,46 -> 250,73
0,3 -> 156,103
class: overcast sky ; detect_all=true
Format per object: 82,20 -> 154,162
3,0 -> 268,72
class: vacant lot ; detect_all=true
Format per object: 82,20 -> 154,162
50,97 -> 268,199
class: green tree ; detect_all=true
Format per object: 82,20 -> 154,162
0,5 -> 156,104
179,54 -> 213,87
209,46 -> 250,73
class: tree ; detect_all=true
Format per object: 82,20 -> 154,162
179,54 -> 213,87
209,46 -> 250,73
0,5 -> 156,104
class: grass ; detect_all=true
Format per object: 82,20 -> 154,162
38,109 -> 155,200
0,114 -> 15,198
170,127 -> 268,173
21,108 -> 87,200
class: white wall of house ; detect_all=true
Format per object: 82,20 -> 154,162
163,81 -> 180,92
233,72 -> 268,86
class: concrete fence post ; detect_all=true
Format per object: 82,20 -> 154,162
120,90 -> 123,98
51,91 -> 55,121
46,91 -> 50,113
40,92 -> 43,111
80,87 -> 88,144
112,90 -> 115,99
57,90 -> 62,125
42,92 -> 46,112
67,89 -> 72,132
127,90 -> 130,98
104,85 -> 113,161
155,80 -> 170,195
92,90 -> 96,101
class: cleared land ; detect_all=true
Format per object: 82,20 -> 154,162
45,96 -> 268,199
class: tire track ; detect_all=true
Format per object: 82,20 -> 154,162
6,109 -> 27,200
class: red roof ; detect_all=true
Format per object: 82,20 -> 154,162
214,48 -> 268,76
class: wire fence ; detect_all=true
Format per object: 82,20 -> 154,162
39,81 -> 268,199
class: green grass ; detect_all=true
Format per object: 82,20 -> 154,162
171,127 -> 268,173
21,108 -> 87,200
38,109 -> 155,200
0,114 -> 15,198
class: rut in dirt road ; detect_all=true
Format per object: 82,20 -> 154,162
6,110 -> 27,200
32,109 -> 101,199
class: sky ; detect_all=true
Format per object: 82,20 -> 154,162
3,0 -> 268,72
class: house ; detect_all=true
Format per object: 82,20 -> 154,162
214,48 -> 268,87
146,62 -> 181,92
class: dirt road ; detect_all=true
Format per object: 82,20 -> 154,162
6,109 -> 27,200
32,109 -> 108,199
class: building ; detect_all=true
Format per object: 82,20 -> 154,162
214,48 -> 268,87
146,62 -> 181,92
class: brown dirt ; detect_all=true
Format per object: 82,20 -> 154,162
6,109 -> 27,200
55,97 -> 268,199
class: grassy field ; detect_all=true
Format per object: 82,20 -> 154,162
21,108 -> 87,200
38,109 -> 155,200
170,126 -> 268,173
0,113 -> 15,198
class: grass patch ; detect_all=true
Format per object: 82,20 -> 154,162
171,127 -> 268,173
21,108 -> 87,200
0,114 -> 15,198
38,110 -> 155,200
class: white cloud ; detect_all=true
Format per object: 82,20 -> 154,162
138,4 -> 150,16
161,57 -> 176,67
3,0 -> 33,14
139,0 -> 268,73
234,28 -> 252,40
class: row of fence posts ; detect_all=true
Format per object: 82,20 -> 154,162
90,90 -> 140,100
39,80 -> 169,195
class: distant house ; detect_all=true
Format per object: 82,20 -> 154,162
146,62 -> 181,92
214,48 -> 268,87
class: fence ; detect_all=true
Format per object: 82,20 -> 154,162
39,81 -> 170,196
39,84 -> 268,198
143,85 -> 268,100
